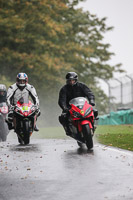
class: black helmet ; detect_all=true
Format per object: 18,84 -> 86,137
66,72 -> 78,85
0,84 -> 7,97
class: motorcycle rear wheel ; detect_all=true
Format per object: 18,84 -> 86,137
82,124 -> 93,150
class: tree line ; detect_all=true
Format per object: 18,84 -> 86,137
0,0 -> 124,125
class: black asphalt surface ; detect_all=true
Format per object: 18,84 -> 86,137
0,138 -> 133,200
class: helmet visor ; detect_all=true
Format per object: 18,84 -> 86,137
0,91 -> 5,96
67,79 -> 76,86
18,79 -> 26,86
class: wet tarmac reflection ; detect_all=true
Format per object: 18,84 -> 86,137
9,143 -> 41,153
77,147 -> 94,155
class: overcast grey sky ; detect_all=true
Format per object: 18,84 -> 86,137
79,0 -> 133,76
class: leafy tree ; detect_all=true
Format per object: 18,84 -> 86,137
0,0 -> 124,125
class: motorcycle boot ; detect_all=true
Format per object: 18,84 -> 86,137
6,121 -> 14,130
63,124 -> 72,136
5,113 -> 14,130
34,124 -> 39,131
74,132 -> 85,143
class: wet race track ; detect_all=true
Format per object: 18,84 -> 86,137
0,138 -> 133,200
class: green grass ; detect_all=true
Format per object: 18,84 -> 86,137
95,125 -> 133,151
32,126 -> 67,139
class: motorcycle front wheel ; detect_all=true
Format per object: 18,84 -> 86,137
23,120 -> 30,145
82,124 -> 93,150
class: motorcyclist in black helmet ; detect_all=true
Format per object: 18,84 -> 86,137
58,72 -> 98,136
0,84 -> 7,103
6,73 -> 40,131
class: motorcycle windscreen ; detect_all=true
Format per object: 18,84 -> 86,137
18,96 -> 29,104
69,97 -> 88,109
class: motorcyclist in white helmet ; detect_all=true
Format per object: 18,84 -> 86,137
6,72 -> 40,131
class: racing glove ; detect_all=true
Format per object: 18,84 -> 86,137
89,99 -> 95,106
37,108 -> 41,117
9,105 -> 15,111
63,107 -> 70,113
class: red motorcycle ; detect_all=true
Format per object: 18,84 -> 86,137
0,102 -> 9,141
12,97 -> 38,145
69,97 -> 95,149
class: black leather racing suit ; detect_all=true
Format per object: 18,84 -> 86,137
0,92 -> 7,103
58,82 -> 95,110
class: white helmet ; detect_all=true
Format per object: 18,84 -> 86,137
16,72 -> 28,88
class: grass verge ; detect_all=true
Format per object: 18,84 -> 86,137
95,125 -> 133,151
32,126 -> 67,139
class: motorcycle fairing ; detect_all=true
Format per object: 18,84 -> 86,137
15,100 -> 34,116
13,99 -> 37,135
69,99 -> 94,131
70,101 -> 94,120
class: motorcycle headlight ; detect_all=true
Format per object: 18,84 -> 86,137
72,110 -> 81,118
84,107 -> 91,117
